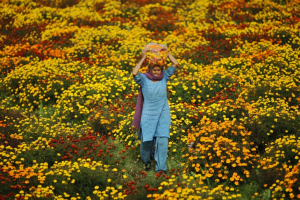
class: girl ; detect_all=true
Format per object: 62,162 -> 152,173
132,47 -> 179,173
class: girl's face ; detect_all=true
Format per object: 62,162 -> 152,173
151,66 -> 162,77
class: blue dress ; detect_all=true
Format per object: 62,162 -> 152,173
133,66 -> 176,142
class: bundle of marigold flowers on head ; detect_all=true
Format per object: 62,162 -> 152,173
144,42 -> 168,67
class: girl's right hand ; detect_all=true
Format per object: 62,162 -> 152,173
141,48 -> 147,59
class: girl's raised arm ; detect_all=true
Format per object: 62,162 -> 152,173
168,53 -> 179,68
132,49 -> 147,76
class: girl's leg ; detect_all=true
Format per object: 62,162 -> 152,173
140,130 -> 154,170
150,137 -> 156,161
154,137 -> 168,173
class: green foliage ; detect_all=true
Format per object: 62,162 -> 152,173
0,109 -> 25,148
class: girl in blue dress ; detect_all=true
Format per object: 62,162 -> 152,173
132,47 -> 179,173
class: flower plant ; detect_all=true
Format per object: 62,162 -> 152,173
1,0 -> 300,199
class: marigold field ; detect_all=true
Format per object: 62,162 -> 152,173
1,0 -> 300,199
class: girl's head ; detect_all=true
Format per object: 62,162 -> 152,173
149,64 -> 163,77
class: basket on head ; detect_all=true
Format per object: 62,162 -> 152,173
144,42 -> 168,67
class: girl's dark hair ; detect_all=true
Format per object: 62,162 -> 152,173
148,64 -> 163,71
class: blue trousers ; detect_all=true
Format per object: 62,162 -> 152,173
140,130 -> 168,172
